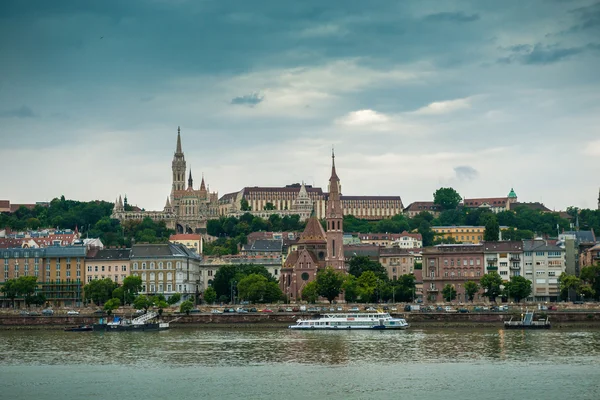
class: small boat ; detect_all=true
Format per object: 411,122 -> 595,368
504,309 -> 550,329
64,325 -> 93,332
289,311 -> 409,330
93,312 -> 170,332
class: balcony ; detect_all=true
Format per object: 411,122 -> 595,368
510,264 -> 521,270
510,256 -> 521,261
487,266 -> 498,271
427,288 -> 439,292
486,257 -> 498,262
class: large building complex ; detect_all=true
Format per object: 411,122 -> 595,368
112,127 -> 220,234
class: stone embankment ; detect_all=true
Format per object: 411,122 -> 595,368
2,311 -> 600,330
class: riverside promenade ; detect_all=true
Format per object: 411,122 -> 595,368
2,307 -> 600,329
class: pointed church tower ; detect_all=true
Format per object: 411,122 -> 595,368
172,126 -> 187,194
164,196 -> 172,212
188,169 -> 194,190
200,173 -> 206,191
326,149 -> 345,271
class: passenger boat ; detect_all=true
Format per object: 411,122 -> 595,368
64,325 -> 93,332
289,311 -> 409,330
93,312 -> 170,332
504,309 -> 550,330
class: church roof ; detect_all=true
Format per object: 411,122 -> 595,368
299,217 -> 327,244
508,188 -> 517,198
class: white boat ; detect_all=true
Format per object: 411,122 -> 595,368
289,312 -> 409,330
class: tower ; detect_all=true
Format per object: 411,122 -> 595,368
325,149 -> 345,271
188,169 -> 193,190
172,126 -> 187,194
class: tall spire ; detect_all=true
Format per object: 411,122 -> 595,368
330,146 -> 339,181
176,126 -> 182,154
188,169 -> 193,189
200,172 -> 206,191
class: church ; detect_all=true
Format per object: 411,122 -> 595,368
280,150 -> 345,301
111,127 -> 220,234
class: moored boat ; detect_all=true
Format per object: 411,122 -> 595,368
289,311 -> 409,330
93,312 -> 170,332
504,309 -> 550,329
64,325 -> 93,332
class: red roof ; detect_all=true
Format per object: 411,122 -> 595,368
463,197 -> 508,207
404,202 -> 440,212
170,234 -> 202,240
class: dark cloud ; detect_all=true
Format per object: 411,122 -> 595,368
454,166 -> 478,181
423,12 -> 480,23
0,105 -> 36,118
230,93 -> 264,106
498,43 -> 600,64
568,2 -> 600,32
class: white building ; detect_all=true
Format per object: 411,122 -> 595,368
523,239 -> 565,302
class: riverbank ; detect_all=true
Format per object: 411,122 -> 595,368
2,311 -> 600,330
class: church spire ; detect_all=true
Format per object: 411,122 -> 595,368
188,169 -> 193,189
176,126 -> 182,154
330,146 -> 339,182
200,172 -> 206,191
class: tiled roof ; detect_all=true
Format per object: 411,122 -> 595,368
463,197 -> 508,207
44,246 -> 87,257
299,217 -> 327,244
509,202 -> 551,212
86,248 -> 131,260
523,240 -> 563,252
170,234 -> 202,240
562,230 -> 596,244
403,202 -> 441,212
482,241 -> 523,252
341,196 -> 402,201
243,239 -> 283,252
131,243 -> 201,259
344,244 -> 380,258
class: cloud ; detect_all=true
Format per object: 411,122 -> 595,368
454,165 -> 479,181
423,12 -> 480,23
230,92 -> 265,106
411,98 -> 471,115
582,139 -> 600,156
498,43 -> 600,64
567,2 -> 600,32
336,109 -> 390,127
0,105 -> 36,118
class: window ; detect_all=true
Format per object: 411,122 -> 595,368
301,272 -> 309,281
476,259 -> 481,266
102,266 -> 105,272
133,262 -> 138,270
500,271 -> 508,276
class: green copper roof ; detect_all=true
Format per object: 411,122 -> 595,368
508,188 -> 517,198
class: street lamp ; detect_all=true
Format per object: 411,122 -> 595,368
230,280 -> 236,305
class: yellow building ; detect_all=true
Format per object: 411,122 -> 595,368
432,226 -> 486,244
169,234 -> 202,254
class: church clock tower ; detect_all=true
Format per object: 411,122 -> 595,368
172,126 -> 187,194
326,149 -> 345,271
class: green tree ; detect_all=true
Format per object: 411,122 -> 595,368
151,296 -> 169,316
180,300 -> 194,315
433,187 -> 462,210
316,267 -> 345,303
122,276 -> 143,305
348,256 -> 387,280
418,220 -> 435,247
392,274 -> 417,302
263,202 -> 276,211
84,278 -> 118,306
484,215 -> 500,241
133,294 -> 153,311
558,273 -> 581,301
240,198 -> 251,211
1,279 -> 18,308
505,276 -> 532,303
442,284 -> 457,302
167,292 -> 182,305
464,281 -> 479,302
263,282 -> 283,303
103,298 -> 121,315
15,276 -> 38,300
578,284 -> 595,300
580,265 -> 600,300
301,281 -> 319,303
203,287 -> 217,304
237,274 -> 268,303
480,272 -> 503,302
357,271 -> 378,303
342,275 -> 359,303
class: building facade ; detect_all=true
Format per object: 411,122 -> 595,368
463,188 -> 518,213
169,234 -> 203,254
130,243 -> 202,302
523,240 -> 565,302
85,248 -> 131,284
422,244 -> 485,303
482,241 -> 523,279
432,226 -> 486,244
357,232 -> 422,248
379,248 -> 418,280
403,201 -> 441,218
112,127 -> 220,234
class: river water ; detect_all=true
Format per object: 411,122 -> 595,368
1,327 -> 599,400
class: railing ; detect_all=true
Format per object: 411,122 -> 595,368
132,311 -> 158,324
486,257 -> 498,262
510,256 -> 521,261
487,266 -> 498,271
510,265 -> 521,270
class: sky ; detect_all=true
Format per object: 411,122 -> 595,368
1,0 -> 599,212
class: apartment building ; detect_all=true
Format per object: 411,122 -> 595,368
523,240 -> 565,302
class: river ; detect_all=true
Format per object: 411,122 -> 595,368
1,327 -> 599,399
